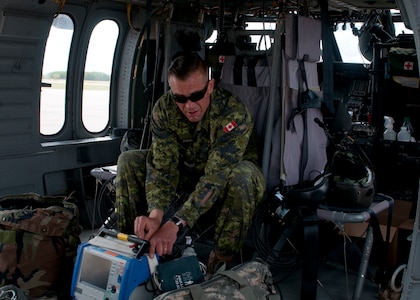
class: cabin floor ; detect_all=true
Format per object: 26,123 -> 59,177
272,260 -> 380,300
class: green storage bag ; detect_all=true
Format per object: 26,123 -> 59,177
0,193 -> 82,298
388,47 -> 419,78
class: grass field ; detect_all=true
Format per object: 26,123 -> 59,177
40,80 -> 110,134
45,79 -> 109,90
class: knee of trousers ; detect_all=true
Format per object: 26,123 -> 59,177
117,149 -> 148,171
228,160 -> 266,189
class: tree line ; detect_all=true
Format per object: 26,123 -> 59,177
44,71 -> 110,81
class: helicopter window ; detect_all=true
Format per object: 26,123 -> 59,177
82,20 -> 119,133
334,22 -> 367,64
40,14 -> 74,135
206,21 -> 276,51
334,19 -> 413,64
245,21 -> 276,51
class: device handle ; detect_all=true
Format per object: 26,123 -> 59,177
98,228 -> 150,256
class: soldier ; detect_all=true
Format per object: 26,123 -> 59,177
115,52 -> 265,272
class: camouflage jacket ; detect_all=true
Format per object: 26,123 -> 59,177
146,87 -> 260,226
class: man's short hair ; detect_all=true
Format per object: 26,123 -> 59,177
168,52 -> 208,80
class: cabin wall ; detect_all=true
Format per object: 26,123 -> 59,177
0,0 -> 126,196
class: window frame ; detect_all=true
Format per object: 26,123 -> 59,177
82,19 -> 120,133
40,7 -> 128,143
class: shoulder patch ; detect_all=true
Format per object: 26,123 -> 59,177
223,120 -> 237,133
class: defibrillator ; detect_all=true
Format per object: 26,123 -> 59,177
70,229 -> 157,300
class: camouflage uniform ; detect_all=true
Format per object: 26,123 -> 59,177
116,87 -> 265,255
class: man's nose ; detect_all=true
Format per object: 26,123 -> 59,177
184,99 -> 194,107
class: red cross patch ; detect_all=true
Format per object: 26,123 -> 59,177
218,55 -> 225,63
223,120 -> 237,133
404,61 -> 414,71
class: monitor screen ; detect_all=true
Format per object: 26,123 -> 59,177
79,251 -> 112,290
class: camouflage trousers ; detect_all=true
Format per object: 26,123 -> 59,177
115,149 -> 266,255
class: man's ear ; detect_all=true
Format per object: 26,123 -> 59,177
208,78 -> 215,94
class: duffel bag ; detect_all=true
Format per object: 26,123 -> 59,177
0,192 -> 82,298
153,260 -> 280,300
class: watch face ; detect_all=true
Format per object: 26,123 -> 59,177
171,216 -> 183,228
171,216 -> 184,231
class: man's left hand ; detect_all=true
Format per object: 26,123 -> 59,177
148,221 -> 179,258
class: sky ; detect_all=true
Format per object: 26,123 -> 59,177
43,16 -> 119,75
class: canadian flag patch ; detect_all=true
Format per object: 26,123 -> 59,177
223,120 -> 237,133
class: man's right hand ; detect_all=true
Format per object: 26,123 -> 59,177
133,209 -> 163,241
133,209 -> 179,258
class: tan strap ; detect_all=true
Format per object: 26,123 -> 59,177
186,270 -> 257,300
218,270 -> 257,300
188,284 -> 205,300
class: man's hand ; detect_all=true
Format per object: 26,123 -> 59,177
148,221 -> 179,258
133,215 -> 160,241
134,208 -> 164,240
133,209 -> 180,258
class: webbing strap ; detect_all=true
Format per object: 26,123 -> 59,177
188,270 -> 257,300
298,58 -> 309,184
218,270 -> 257,300
301,214 -> 319,300
188,284 -> 205,300
234,56 -> 244,85
246,56 -> 258,87
300,110 -> 309,184
127,4 -> 140,32
54,0 -> 66,18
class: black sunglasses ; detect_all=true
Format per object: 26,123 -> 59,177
171,82 -> 209,103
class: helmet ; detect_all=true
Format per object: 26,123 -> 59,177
283,172 -> 331,210
327,150 -> 375,209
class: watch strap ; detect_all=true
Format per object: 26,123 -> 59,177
170,216 -> 184,231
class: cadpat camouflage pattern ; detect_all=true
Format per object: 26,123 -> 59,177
116,87 -> 266,254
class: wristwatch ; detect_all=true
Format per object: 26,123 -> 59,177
169,215 -> 184,231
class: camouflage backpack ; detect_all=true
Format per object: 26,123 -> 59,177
0,193 -> 82,298
153,260 -> 280,300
